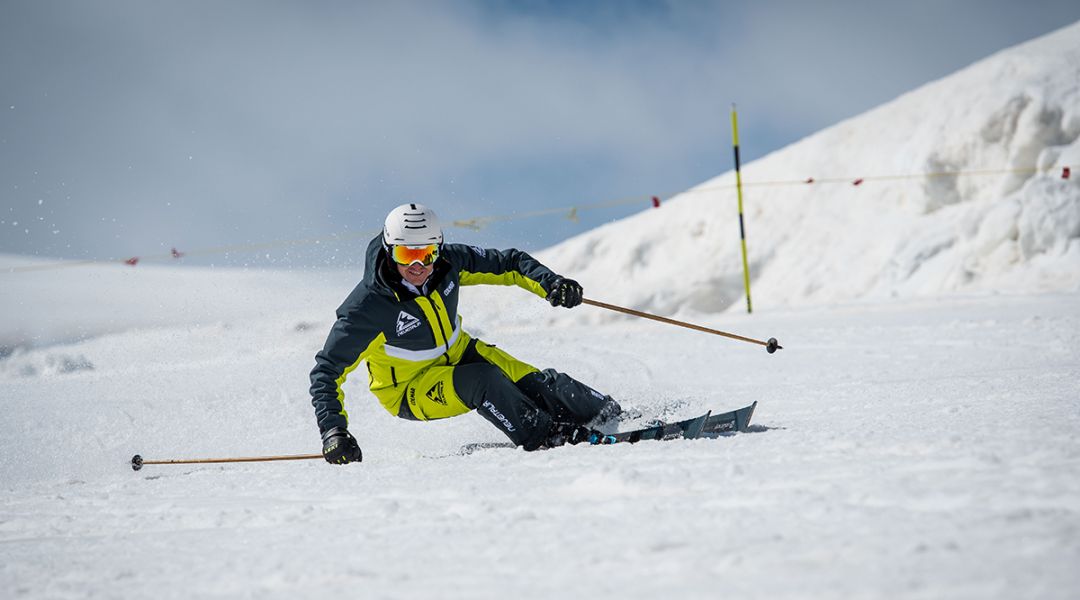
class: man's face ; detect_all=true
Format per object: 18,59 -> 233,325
396,261 -> 434,287
389,243 -> 439,287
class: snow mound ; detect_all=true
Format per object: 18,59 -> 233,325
538,21 -> 1080,317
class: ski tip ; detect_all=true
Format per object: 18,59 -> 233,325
737,402 -> 758,433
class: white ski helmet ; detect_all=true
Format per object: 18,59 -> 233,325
382,203 -> 443,247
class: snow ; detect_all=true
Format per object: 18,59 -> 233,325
538,21 -> 1080,320
2,289 -> 1078,598
3,21 -> 1080,600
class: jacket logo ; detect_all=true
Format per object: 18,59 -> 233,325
443,281 -> 455,296
396,311 -> 422,336
426,381 -> 448,405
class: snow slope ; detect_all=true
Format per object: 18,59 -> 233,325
3,21 -> 1080,600
1,290 -> 1078,599
0,254 -> 355,354
539,21 -> 1080,317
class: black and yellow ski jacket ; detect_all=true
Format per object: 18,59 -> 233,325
309,235 -> 563,434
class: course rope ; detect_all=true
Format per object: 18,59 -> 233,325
4,164 -> 1072,274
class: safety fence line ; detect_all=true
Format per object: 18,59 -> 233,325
4,164 -> 1073,274
738,165 -> 1072,188
5,233 -> 377,273
431,163 -> 1076,233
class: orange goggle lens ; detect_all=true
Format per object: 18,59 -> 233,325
390,244 -> 439,266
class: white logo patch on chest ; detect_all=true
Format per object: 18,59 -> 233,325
396,311 -> 422,336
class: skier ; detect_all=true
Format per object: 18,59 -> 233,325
310,203 -> 622,464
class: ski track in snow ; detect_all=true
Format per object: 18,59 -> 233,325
1,292 -> 1078,599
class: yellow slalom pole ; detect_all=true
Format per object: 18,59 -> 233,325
731,104 -> 753,314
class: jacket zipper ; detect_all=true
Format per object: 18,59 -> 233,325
430,293 -> 452,365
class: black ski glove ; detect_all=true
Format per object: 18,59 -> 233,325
548,277 -> 583,308
321,427 -> 362,464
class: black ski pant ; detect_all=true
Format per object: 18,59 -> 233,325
398,338 -> 609,450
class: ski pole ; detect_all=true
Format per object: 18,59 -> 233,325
582,298 -> 782,353
131,453 -> 322,471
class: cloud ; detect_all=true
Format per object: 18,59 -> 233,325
2,1 -> 1078,263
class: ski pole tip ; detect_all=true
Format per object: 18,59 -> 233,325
766,338 -> 781,354
131,454 -> 143,471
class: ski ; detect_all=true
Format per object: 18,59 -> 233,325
591,401 -> 757,444
590,410 -> 711,444
701,401 -> 757,436
457,402 -> 757,454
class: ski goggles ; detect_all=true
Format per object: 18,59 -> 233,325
389,243 -> 440,266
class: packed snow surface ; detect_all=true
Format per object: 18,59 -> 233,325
4,20 -> 1080,600
1,278 -> 1078,598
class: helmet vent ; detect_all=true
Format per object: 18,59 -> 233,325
384,203 -> 443,247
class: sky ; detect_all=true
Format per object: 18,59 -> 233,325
3,0 -> 1080,268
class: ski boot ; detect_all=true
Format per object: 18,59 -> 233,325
543,421 -> 615,448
